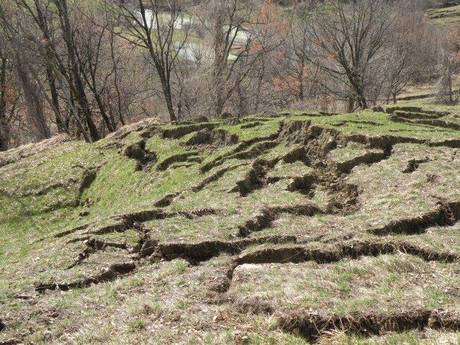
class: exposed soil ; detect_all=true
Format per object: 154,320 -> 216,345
240,122 -> 263,129
124,141 -> 157,171
287,174 -> 317,196
386,106 -> 449,116
390,114 -> 460,131
429,139 -> 460,148
206,141 -> 278,173
6,115 -> 459,343
279,309 -> 460,342
229,159 -> 277,196
388,108 -> 449,119
237,204 -> 324,237
78,168 -> 99,201
1,166 -> 98,201
200,131 -> 281,173
153,193 -> 181,208
336,150 -> 387,173
371,201 -> 460,236
281,146 -> 310,165
53,207 -> 221,239
154,235 -> 297,263
132,223 -> 158,258
0,180 -> 77,198
232,240 -> 459,267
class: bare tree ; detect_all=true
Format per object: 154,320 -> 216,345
201,0 -> 257,116
272,5 -> 319,103
109,0 -> 191,122
306,0 -> 394,109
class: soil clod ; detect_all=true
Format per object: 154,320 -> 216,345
124,141 -> 157,170
403,158 -> 430,173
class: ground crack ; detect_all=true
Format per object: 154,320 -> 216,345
279,309 -> 460,342
35,262 -> 136,294
370,201 -> 460,236
237,204 -> 324,237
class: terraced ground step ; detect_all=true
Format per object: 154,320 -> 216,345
212,239 -> 459,293
370,201 -> 460,236
35,262 -> 136,293
155,235 -> 297,263
279,309 -> 460,342
52,207 -> 221,238
233,240 -> 459,266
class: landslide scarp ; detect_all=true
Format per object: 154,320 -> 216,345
1,109 -> 459,344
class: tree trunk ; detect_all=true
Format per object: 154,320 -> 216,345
0,56 -> 8,151
15,53 -> 51,140
35,1 -> 67,133
447,65 -> 453,103
298,60 -> 305,101
45,65 -> 66,133
158,71 -> 177,122
347,97 -> 355,113
0,120 -> 8,151
236,79 -> 247,118
54,0 -> 100,142
254,60 -> 266,113
93,90 -> 115,132
212,6 -> 226,116
356,88 -> 368,109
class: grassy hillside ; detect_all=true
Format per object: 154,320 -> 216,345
0,108 -> 459,344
